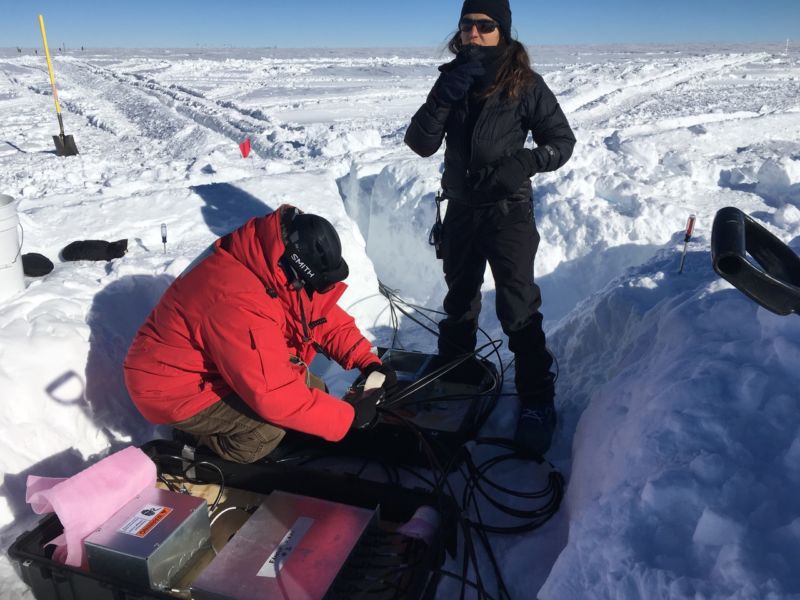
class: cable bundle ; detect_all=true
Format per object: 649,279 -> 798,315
373,282 -> 565,600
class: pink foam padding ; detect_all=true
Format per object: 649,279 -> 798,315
25,446 -> 157,567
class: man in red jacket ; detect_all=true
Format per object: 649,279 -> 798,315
124,204 -> 395,463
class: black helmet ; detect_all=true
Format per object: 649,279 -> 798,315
282,209 -> 349,294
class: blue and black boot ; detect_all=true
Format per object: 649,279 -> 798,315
509,320 -> 557,458
513,370 -> 557,458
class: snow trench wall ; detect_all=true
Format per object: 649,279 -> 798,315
338,158 -> 448,308
542,247 -> 800,599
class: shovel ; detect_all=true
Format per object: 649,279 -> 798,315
38,15 -> 78,157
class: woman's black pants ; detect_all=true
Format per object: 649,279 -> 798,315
438,199 -> 553,391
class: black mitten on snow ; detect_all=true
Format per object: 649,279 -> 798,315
347,387 -> 386,430
22,253 -> 54,276
470,148 -> 536,202
361,362 -> 399,394
60,239 -> 128,261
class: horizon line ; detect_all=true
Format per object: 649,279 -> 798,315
1,39 -> 793,51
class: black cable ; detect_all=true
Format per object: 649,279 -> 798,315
374,339 -> 562,596
394,464 -> 437,489
157,473 -> 181,493
469,480 -> 563,535
450,459 -> 512,600
378,282 -> 440,330
469,454 -> 558,499
377,406 -> 510,600
376,280 -> 508,436
436,569 -> 501,600
448,458 -> 512,600
378,279 -> 563,420
156,454 -> 226,513
348,558 -> 427,599
373,282 -> 519,599
460,447 -> 564,536
378,280 -> 507,373
383,339 -> 502,408
472,521 -> 509,597
188,461 -> 225,513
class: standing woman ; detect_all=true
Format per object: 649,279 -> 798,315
404,0 -> 575,456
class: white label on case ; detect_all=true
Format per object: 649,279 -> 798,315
257,516 -> 315,578
118,504 -> 173,538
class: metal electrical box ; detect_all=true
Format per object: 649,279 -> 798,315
84,487 -> 210,591
192,491 -> 377,600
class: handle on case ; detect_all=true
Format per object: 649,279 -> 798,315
711,206 -> 800,315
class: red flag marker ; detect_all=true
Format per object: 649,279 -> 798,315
239,138 -> 251,158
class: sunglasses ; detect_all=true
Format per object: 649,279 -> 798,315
458,17 -> 499,35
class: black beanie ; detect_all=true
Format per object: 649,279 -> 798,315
461,0 -> 512,41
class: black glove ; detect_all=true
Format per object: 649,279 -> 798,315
434,55 -> 485,105
347,387 -> 385,430
61,239 -> 128,261
361,362 -> 398,394
470,148 -> 536,202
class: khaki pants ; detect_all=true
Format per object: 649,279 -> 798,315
172,372 -> 327,464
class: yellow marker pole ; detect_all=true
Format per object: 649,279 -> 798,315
38,15 -> 63,127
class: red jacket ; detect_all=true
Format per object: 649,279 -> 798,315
123,205 -> 380,442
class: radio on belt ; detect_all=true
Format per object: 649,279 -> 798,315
84,487 -> 210,591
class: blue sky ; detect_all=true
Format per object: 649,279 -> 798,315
2,1 -> 798,48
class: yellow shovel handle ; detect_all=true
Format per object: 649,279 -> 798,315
38,14 -> 61,115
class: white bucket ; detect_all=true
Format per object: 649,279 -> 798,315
0,194 -> 25,302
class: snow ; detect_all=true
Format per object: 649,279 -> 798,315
1,43 -> 800,599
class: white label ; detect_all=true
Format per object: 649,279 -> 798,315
118,504 -> 173,538
257,517 -> 315,578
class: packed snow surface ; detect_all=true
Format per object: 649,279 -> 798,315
1,43 -> 800,599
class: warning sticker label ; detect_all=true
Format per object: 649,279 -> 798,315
118,504 -> 173,538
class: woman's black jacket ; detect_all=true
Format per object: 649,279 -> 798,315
404,61 -> 576,203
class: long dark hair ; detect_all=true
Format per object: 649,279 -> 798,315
447,32 -> 535,100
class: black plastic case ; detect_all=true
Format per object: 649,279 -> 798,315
9,439 -> 452,600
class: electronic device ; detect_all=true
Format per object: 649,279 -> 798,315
192,491 -> 382,599
84,487 -> 210,591
333,348 -> 498,466
378,347 -> 494,431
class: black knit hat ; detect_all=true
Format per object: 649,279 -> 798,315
461,0 -> 512,41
